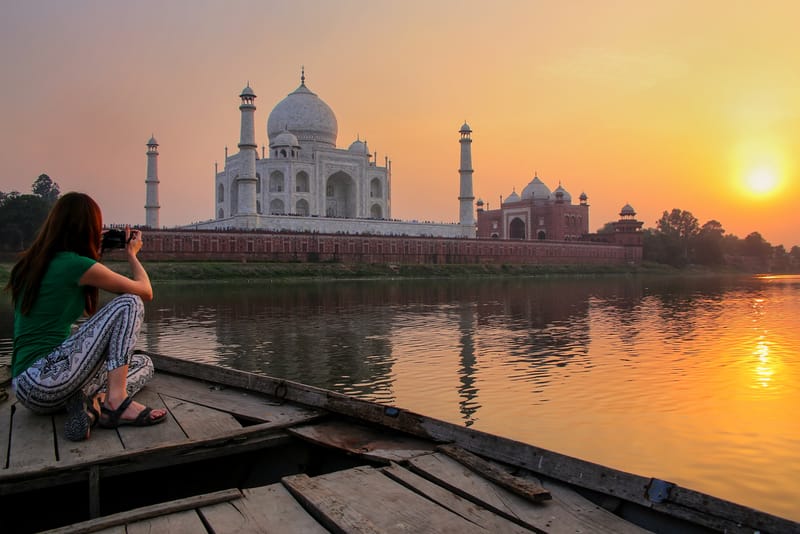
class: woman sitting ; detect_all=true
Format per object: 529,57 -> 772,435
6,192 -> 166,441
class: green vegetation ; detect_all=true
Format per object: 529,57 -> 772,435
0,175 -> 60,252
637,208 -> 799,272
83,260 -> 658,283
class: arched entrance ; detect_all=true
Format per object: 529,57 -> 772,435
537,230 -> 546,240
509,217 -> 526,239
325,171 -> 356,218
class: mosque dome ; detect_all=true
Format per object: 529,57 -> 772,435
521,176 -> 551,200
147,135 -> 158,146
348,138 -> 369,154
553,184 -> 572,203
270,129 -> 300,148
505,190 -> 521,203
267,79 -> 338,148
620,203 -> 636,216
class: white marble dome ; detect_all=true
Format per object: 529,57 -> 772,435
270,129 -> 300,148
348,139 -> 369,154
267,82 -> 338,147
505,190 -> 521,203
521,176 -> 551,200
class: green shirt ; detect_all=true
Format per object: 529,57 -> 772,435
12,251 -> 96,377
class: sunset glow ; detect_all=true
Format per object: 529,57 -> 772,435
0,1 -> 798,248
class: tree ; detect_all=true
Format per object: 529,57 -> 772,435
0,175 -> 60,251
693,220 -> 725,266
654,209 -> 700,265
32,173 -> 60,204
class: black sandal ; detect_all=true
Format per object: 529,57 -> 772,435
99,396 -> 167,428
64,392 -> 91,441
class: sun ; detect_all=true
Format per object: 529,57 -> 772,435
745,168 -> 779,195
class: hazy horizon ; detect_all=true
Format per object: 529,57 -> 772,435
1,1 -> 797,248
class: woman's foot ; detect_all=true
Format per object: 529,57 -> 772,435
100,396 -> 167,427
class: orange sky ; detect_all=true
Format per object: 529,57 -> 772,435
1,1 -> 798,249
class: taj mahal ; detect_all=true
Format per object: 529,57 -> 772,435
143,72 -> 631,245
166,71 -> 475,238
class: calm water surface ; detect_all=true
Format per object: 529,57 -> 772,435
2,274 -> 799,521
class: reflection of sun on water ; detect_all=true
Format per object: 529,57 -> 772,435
753,337 -> 773,388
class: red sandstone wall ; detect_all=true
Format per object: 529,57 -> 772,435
117,229 -> 642,266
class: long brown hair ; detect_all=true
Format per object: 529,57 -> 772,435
5,192 -> 102,315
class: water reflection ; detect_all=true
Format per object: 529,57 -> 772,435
0,274 -> 798,521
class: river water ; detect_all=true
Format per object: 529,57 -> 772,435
1,273 -> 799,522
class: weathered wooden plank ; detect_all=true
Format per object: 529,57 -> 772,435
288,419 -> 436,463
9,404 -> 57,469
149,371 -> 322,423
408,452 -> 649,534
0,400 -> 13,469
200,483 -> 328,534
115,387 -> 186,451
88,527 -> 125,534
437,443 -> 551,502
382,462 -> 531,533
0,422 -> 291,493
55,415 -> 126,466
282,466 -> 486,534
42,488 -> 241,534
161,395 -> 242,440
125,509 -> 206,534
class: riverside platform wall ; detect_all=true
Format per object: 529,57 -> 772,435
127,229 -> 642,265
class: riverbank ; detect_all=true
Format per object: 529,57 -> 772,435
1,260 -> 686,283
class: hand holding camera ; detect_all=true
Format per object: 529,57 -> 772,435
101,227 -> 142,255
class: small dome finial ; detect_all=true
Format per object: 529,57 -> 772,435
301,65 -> 305,86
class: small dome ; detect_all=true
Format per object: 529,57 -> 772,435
270,129 -> 300,148
579,192 -> 588,201
620,203 -> 636,216
460,121 -> 472,133
348,138 -> 369,154
240,84 -> 256,97
147,136 -> 158,146
504,191 -> 521,203
521,175 -> 551,200
476,198 -> 484,206
553,184 -> 572,203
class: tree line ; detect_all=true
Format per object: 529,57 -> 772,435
638,208 -> 798,271
1,176 -> 798,271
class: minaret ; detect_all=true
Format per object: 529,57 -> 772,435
236,83 -> 258,216
458,122 -> 475,228
145,135 -> 160,228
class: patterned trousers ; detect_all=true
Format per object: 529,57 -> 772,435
13,294 -> 153,414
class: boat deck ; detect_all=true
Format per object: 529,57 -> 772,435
1,368 -> 653,533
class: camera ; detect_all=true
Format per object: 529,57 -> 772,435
101,228 -> 130,251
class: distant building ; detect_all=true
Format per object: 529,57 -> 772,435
183,70 -> 474,238
476,175 -> 590,240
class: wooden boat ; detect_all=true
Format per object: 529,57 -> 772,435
1,350 -> 797,533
